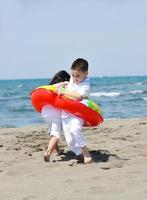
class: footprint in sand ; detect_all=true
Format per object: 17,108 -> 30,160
136,132 -> 141,135
139,122 -> 147,125
14,147 -> 21,150
100,160 -> 124,170
22,195 -> 38,200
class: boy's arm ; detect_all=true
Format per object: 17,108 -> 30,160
57,85 -> 89,100
58,89 -> 83,100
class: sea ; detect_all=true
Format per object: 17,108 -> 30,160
0,76 -> 147,128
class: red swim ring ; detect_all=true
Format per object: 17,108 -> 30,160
31,88 -> 103,126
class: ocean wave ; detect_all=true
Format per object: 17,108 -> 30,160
17,84 -> 23,88
130,90 -> 143,94
0,124 -> 16,128
90,92 -> 121,97
0,96 -> 29,102
134,82 -> 142,86
143,97 -> 147,101
126,97 -> 144,102
8,106 -> 33,112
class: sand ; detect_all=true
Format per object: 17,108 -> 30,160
0,118 -> 147,200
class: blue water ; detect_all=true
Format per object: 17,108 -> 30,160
0,76 -> 147,128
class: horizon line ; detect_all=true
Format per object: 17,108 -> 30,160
1,74 -> 147,81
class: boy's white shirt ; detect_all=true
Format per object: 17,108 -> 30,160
66,76 -> 90,97
62,76 -> 90,118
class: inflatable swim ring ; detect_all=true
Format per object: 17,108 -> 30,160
31,85 -> 103,126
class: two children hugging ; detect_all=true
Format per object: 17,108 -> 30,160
41,58 -> 92,164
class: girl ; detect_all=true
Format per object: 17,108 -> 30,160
41,70 -> 70,162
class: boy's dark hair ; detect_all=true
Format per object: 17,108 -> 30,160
50,70 -> 70,85
71,58 -> 88,72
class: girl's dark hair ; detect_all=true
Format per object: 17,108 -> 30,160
49,70 -> 70,85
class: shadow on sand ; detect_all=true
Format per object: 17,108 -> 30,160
58,149 -> 125,164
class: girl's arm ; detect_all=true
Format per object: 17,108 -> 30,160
54,81 -> 68,88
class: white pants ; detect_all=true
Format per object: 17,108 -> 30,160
41,105 -> 62,139
62,115 -> 86,155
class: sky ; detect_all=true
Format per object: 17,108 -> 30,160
0,0 -> 147,79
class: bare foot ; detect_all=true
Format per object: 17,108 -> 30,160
84,156 -> 92,164
56,149 -> 64,156
81,146 -> 92,164
43,152 -> 50,162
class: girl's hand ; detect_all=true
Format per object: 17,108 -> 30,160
56,87 -> 65,96
55,81 -> 68,88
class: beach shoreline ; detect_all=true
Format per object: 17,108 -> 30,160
0,117 -> 147,200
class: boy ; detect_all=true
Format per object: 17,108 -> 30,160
57,58 -> 92,164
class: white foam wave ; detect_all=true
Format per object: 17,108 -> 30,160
130,90 -> 143,94
143,97 -> 147,101
18,84 -> 23,88
134,82 -> 142,86
90,92 -> 121,97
